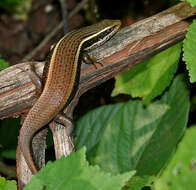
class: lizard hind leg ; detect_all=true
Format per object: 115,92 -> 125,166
54,113 -> 74,135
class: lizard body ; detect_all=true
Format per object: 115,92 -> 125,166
19,19 -> 121,174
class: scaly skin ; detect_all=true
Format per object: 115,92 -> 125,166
18,19 -> 121,174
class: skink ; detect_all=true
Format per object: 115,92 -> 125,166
18,19 -> 121,174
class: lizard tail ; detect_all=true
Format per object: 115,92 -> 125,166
19,90 -> 65,174
19,124 -> 40,174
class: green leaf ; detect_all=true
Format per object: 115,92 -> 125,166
1,149 -> 16,160
0,118 -> 20,160
186,0 -> 196,6
154,126 -> 196,190
183,19 -> 196,82
126,176 -> 155,190
0,58 -> 9,71
0,0 -> 22,6
112,43 -> 182,104
0,0 -> 32,20
0,177 -> 17,190
24,147 -> 135,190
75,74 -> 190,176
135,75 -> 189,176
